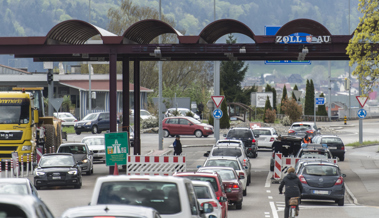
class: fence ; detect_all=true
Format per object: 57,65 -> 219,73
127,155 -> 186,176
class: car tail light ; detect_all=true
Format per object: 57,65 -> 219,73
226,183 -> 239,189
341,146 -> 345,150
270,137 -> 274,142
335,176 -> 343,185
288,130 -> 295,134
74,120 -> 78,122
243,159 -> 247,167
239,172 -> 245,178
61,120 -> 65,122
306,130 -> 314,134
201,201 -> 218,208
252,139 -> 256,143
298,175 -> 307,184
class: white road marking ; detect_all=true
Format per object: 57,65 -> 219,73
269,201 -> 279,218
265,216 -> 270,218
266,190 -> 271,193
268,196 -> 273,199
265,171 -> 272,188
264,212 -> 270,215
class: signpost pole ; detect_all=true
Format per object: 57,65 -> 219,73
214,62 -> 220,142
314,97 -> 316,127
359,79 -> 363,144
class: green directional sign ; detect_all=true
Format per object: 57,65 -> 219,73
105,132 -> 128,166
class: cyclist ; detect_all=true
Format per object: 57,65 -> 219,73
279,167 -> 303,218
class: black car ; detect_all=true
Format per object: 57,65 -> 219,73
288,122 -> 321,138
57,143 -> 94,175
74,112 -> 119,135
298,161 -> 346,206
223,127 -> 258,158
34,153 -> 82,189
312,135 -> 345,161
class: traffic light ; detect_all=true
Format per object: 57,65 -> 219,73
344,78 -> 350,90
47,72 -> 53,84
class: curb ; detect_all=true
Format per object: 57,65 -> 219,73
344,182 -> 359,205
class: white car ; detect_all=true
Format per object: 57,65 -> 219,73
0,178 -> 39,198
130,109 -> 156,121
252,127 -> 278,149
192,180 -> 224,218
53,112 -> 77,126
202,156 -> 248,196
81,136 -> 105,162
90,175 -> 215,218
61,205 -> 161,218
165,108 -> 200,120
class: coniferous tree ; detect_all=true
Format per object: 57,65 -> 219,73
316,93 -> 328,116
310,79 -> 315,115
272,88 -> 277,112
304,79 -> 312,115
220,89 -> 230,129
292,84 -> 299,101
281,85 -> 288,114
265,84 -> 271,92
263,96 -> 272,122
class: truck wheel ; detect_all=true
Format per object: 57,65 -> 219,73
43,124 -> 55,153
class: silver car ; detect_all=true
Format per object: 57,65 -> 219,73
0,194 -> 54,218
253,127 -> 278,149
0,178 -> 39,198
81,136 -> 106,162
62,205 -> 161,218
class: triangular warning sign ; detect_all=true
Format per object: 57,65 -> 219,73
211,96 -> 225,108
356,96 -> 369,108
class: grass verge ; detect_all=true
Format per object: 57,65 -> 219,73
62,126 -> 75,134
345,140 -> 379,147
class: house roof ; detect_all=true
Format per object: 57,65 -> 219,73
288,74 -> 303,80
59,80 -> 153,92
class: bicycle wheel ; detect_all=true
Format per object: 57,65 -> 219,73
289,207 -> 296,218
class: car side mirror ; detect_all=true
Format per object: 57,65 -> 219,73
89,151 -> 94,155
254,134 -> 259,138
342,174 -> 346,178
197,165 -> 202,169
98,118 -> 102,121
238,174 -> 245,180
200,202 -> 214,214
244,166 -> 248,170
33,163 -> 38,168
225,188 -> 232,193
219,196 -> 227,202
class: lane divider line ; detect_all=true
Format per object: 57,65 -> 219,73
268,196 -> 273,199
269,201 -> 279,218
265,171 -> 272,188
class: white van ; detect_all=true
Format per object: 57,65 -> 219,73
90,175 -> 214,218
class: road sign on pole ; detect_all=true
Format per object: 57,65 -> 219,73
356,96 -> 368,108
105,132 -> 128,167
211,96 -> 224,108
213,109 -> 223,119
357,109 -> 367,119
315,97 -> 325,105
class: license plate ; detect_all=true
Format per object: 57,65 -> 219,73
76,126 -> 82,128
52,176 -> 61,180
329,147 -> 337,149
313,190 -> 329,195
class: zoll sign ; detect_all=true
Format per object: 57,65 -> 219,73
276,35 -> 331,44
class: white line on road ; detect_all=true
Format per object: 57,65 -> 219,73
269,201 -> 279,218
265,171 -> 272,188
266,190 -> 271,193
268,196 -> 273,199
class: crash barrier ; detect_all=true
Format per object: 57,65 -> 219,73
274,153 -> 282,179
2,153 -> 35,178
127,155 -> 186,176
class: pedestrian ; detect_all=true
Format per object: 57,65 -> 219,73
303,135 -> 311,144
279,167 -> 303,218
197,102 -> 204,119
173,135 -> 182,155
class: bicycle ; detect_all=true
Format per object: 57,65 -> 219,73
288,197 -> 299,218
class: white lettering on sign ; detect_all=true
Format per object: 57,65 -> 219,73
275,35 -> 331,44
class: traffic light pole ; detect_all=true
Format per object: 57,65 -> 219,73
47,69 -> 54,116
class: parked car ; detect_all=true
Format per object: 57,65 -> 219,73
173,172 -> 228,218
252,127 -> 278,149
162,116 -> 213,138
61,205 -> 161,218
297,161 -> 346,206
288,122 -> 321,138
90,175 -> 214,218
0,194 -> 54,218
202,156 -> 248,196
130,109 -> 157,121
81,136 -> 105,163
0,178 -> 39,198
192,180 -> 225,218
34,153 -> 82,190
197,167 -> 244,210
311,135 -> 345,161
165,108 -> 200,120
223,127 -> 258,158
74,112 -> 118,135
57,143 -> 93,175
204,142 -> 251,185
53,112 -> 77,126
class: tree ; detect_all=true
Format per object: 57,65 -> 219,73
220,34 -> 249,103
281,99 -> 303,123
346,0 -> 379,93
263,96 -> 272,122
304,79 -> 313,115
272,88 -> 277,112
292,84 -> 299,101
280,85 -> 288,114
316,93 -> 328,116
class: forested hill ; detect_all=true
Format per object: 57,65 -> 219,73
0,0 -> 360,37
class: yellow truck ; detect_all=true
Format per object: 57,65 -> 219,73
0,88 -> 62,164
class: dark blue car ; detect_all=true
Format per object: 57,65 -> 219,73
74,112 -> 118,135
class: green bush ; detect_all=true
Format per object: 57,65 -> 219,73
186,111 -> 194,117
141,117 -> 158,129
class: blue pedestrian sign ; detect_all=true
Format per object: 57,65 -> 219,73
315,98 -> 325,105
357,109 -> 367,119
213,109 -> 223,119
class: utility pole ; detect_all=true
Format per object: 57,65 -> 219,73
158,0 -> 163,150
213,0 -> 220,142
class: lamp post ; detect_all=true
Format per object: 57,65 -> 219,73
158,0 -> 163,150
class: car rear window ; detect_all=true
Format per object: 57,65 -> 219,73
181,176 -> 218,192
227,129 -> 253,138
299,150 -> 331,159
205,159 -> 240,171
253,129 -> 271,135
193,186 -> 212,199
291,124 -> 312,130
320,137 -> 343,144
304,165 -> 339,176
199,169 -> 237,180
212,148 -> 242,157
97,181 -> 181,215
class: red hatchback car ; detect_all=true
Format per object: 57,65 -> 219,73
162,117 -> 214,138
173,172 -> 228,218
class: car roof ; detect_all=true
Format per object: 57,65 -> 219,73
253,127 -> 274,130
191,180 -> 214,187
291,122 -> 314,125
62,205 -> 157,218
174,172 -> 218,177
59,143 -> 86,147
303,161 -> 338,167
206,156 -> 239,160
0,178 -> 30,184
96,175 -> 191,183
217,139 -> 243,143
0,195 -> 44,215
81,135 -> 105,139
198,166 -> 235,171
42,153 -> 74,157
230,127 -> 251,130
301,144 -> 329,150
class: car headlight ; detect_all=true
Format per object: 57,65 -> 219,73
34,171 -> 45,176
82,159 -> 88,163
68,170 -> 78,175
22,146 -> 31,151
204,127 -> 211,130
85,122 -> 92,125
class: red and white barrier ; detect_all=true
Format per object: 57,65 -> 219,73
274,153 -> 282,179
5,160 -> 8,178
127,155 -> 186,176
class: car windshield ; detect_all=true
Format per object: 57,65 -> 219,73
291,124 -> 312,130
180,176 -> 218,192
205,159 -> 240,171
227,129 -> 253,138
304,165 -> 339,176
97,181 -> 181,215
212,148 -> 242,157
187,117 -> 201,124
58,145 -> 86,154
82,138 -> 105,146
0,98 -> 30,124
217,141 -> 241,146
0,183 -> 28,195
253,129 -> 271,135
193,186 -> 212,199
140,111 -> 151,116
300,150 -> 331,159
199,169 -> 237,180
39,155 -> 75,167
82,113 -> 98,121
320,137 -> 343,144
